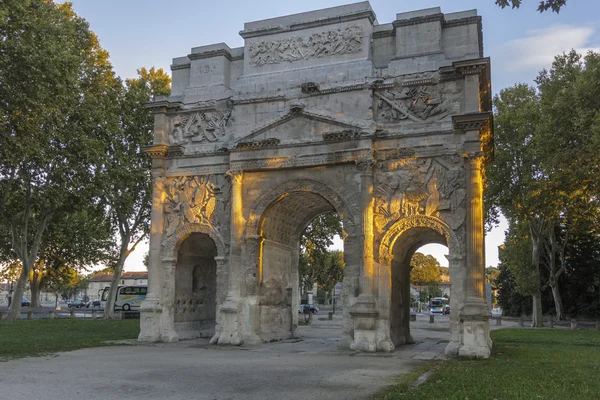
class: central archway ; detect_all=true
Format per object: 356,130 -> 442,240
245,179 -> 357,342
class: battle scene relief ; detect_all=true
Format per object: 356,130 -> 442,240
168,100 -> 234,146
374,155 -> 467,233
375,75 -> 463,124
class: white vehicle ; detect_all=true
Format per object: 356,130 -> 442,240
101,285 -> 147,311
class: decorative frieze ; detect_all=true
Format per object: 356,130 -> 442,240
168,100 -> 234,145
247,25 -> 363,67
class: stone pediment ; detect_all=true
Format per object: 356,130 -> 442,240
235,104 -> 373,146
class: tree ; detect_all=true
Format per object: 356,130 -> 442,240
0,0 -> 121,319
315,250 -> 345,303
102,67 -> 171,319
298,213 -> 343,294
487,51 -> 600,324
410,253 -> 441,287
495,0 -> 567,13
533,50 -> 600,319
486,84 -> 548,327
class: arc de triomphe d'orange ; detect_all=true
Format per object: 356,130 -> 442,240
139,2 -> 493,358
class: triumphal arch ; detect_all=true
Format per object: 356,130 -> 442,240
139,2 -> 493,358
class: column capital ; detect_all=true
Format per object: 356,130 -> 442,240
226,169 -> 244,184
462,151 -> 485,162
355,158 -> 376,174
161,257 -> 177,267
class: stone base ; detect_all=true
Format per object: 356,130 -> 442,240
350,330 -> 378,352
215,299 -> 243,345
349,295 -> 379,352
138,298 -> 162,343
457,319 -> 492,358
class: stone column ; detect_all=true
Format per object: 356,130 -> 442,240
445,253 -> 466,357
349,159 -> 379,352
160,257 -> 179,342
458,153 -> 491,358
399,262 -> 414,345
215,170 -> 244,345
139,163 -> 166,342
241,234 -> 264,345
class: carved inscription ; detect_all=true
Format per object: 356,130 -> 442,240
169,100 -> 233,145
376,86 -> 449,123
248,25 -> 363,67
164,176 -> 218,239
375,156 -> 466,232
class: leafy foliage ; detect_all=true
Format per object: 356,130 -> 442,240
299,213 -> 344,295
0,0 -> 121,318
102,67 -> 171,318
495,0 -> 567,13
410,253 -> 441,286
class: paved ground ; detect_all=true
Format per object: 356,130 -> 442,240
0,315 -> 516,400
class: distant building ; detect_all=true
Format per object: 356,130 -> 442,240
88,271 -> 148,300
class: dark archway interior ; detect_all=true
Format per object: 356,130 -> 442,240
257,191 -> 337,341
175,232 -> 218,338
390,227 -> 447,347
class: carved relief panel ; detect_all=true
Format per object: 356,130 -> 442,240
168,100 -> 234,146
248,25 -> 363,67
162,175 -> 231,247
375,74 -> 463,124
374,155 -> 467,233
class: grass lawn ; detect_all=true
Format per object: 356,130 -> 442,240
379,329 -> 600,400
0,319 -> 140,361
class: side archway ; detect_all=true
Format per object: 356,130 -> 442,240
378,215 -> 462,348
160,223 -> 227,341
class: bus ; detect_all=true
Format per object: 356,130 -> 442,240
429,297 -> 447,314
101,285 -> 147,311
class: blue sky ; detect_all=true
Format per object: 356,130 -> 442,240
58,0 -> 599,270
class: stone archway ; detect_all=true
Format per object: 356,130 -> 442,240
157,223 -> 227,343
140,3 -> 493,358
242,179 -> 358,343
378,216 -> 460,350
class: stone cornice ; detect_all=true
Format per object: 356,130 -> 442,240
143,144 -> 184,159
170,63 -> 190,71
452,112 -> 491,132
145,99 -> 183,113
188,49 -> 233,61
235,138 -> 281,150
239,9 -> 376,39
393,13 -> 444,28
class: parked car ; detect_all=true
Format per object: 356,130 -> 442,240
68,299 -> 87,308
299,304 -> 319,314
21,297 -> 31,307
442,305 -> 450,315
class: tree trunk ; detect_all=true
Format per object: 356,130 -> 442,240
531,289 -> 543,327
550,283 -> 564,321
29,260 -> 44,308
6,265 -> 30,320
104,236 -> 130,319
530,224 -> 545,328
546,227 -> 567,321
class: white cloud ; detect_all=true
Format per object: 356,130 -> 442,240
499,24 -> 600,72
